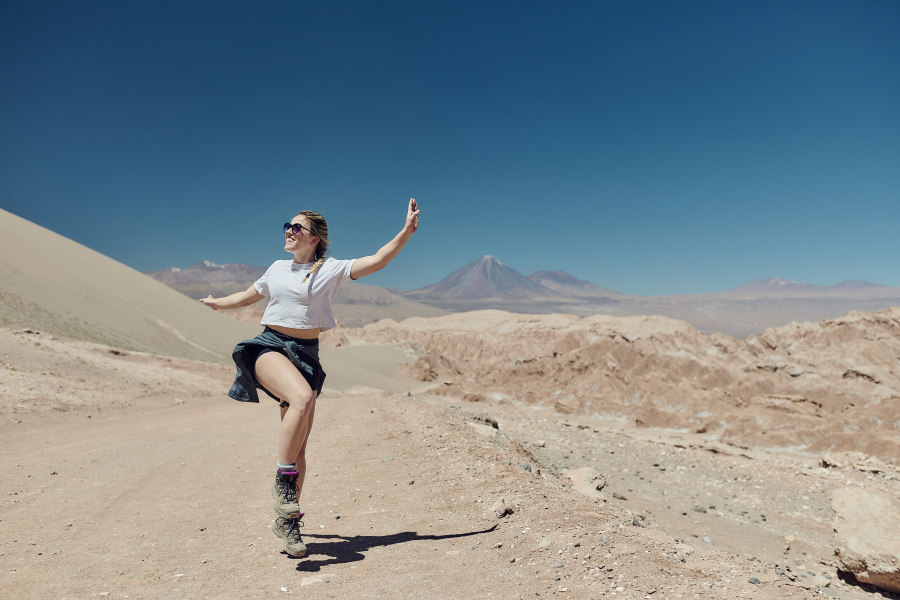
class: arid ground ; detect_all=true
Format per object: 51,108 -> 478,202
2,209 -> 898,599
2,323 -> 897,600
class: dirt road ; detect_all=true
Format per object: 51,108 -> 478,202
0,328 -> 862,599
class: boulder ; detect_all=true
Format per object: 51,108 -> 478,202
832,487 -> 900,593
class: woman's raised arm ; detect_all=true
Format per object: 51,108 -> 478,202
199,284 -> 265,311
350,198 -> 420,280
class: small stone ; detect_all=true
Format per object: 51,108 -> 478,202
784,535 -> 795,542
553,562 -> 564,568
538,540 -> 552,550
613,492 -> 627,500
492,542 -> 502,549
632,518 -> 645,528
501,459 -> 511,465
748,577 -> 760,585
281,587 -> 287,592
534,440 -> 546,447
382,456 -> 394,463
408,480 -> 415,485
703,536 -> 712,545
522,464 -> 532,472
334,515 -> 340,520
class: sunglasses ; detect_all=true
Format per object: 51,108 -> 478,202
283,222 -> 311,235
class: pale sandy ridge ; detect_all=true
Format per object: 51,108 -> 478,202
0,208 -> 260,362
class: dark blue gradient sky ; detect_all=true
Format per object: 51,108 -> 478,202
1,1 -> 898,295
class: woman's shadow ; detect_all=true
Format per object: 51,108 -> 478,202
290,524 -> 499,572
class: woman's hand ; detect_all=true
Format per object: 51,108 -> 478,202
349,198 -> 422,280
405,198 -> 420,233
199,296 -> 220,310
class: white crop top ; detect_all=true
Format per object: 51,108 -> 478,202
253,258 -> 355,332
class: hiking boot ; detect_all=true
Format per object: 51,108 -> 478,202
273,516 -> 307,557
272,470 -> 301,518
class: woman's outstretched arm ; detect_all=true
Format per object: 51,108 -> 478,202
350,198 -> 420,280
199,284 -> 264,310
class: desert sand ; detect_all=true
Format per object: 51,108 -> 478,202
2,210 -> 897,599
1,326 -> 831,600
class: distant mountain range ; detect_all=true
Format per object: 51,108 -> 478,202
143,255 -> 899,338
730,276 -> 888,293
527,270 -> 625,299
143,261 -> 266,299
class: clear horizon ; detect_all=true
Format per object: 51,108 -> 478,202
2,2 -> 898,295
145,252 -> 893,296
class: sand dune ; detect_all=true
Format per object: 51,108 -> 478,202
0,208 -> 260,362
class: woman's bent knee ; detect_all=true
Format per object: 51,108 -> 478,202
283,390 -> 314,412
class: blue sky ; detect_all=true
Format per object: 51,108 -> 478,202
1,1 -> 898,295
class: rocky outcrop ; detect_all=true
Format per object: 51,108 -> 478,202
832,487 -> 900,593
329,307 -> 900,460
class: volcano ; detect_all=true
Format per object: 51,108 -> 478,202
403,255 -> 554,302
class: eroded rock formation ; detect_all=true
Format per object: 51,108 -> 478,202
325,307 -> 900,459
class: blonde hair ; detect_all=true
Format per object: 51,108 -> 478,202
296,210 -> 329,282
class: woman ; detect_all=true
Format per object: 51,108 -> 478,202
200,198 -> 420,557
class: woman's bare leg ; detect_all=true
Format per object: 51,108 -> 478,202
281,398 -> 316,499
255,352 -> 316,465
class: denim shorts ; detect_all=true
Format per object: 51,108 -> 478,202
249,328 -> 324,406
